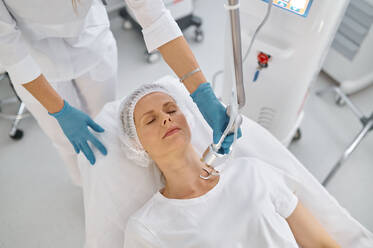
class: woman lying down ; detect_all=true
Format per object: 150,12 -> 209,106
121,83 -> 340,248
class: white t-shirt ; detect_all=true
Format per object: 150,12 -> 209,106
124,157 -> 299,248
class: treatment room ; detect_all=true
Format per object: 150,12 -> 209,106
1,0 -> 373,247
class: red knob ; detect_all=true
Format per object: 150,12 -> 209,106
257,52 -> 269,64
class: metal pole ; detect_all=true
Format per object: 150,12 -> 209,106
334,87 -> 365,121
9,102 -> 26,136
227,0 -> 245,109
322,119 -> 373,186
201,0 -> 246,166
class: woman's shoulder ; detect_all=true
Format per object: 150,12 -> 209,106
128,194 -> 160,225
222,156 -> 278,180
224,156 -> 265,172
128,190 -> 177,226
125,215 -> 162,247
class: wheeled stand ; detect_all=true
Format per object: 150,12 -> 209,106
316,86 -> 373,186
0,72 -> 30,140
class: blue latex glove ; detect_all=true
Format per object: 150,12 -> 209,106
49,100 -> 107,165
191,82 -> 242,154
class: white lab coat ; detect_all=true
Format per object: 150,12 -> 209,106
0,0 -> 182,186
0,0 -> 182,85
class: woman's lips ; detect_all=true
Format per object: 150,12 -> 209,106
163,127 -> 180,139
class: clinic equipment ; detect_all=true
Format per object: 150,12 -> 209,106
323,0 -> 373,95
261,0 -> 313,17
0,69 -> 29,140
77,75 -> 373,247
317,0 -> 373,186
201,0 -> 246,166
316,87 -> 373,186
118,0 -> 203,63
217,0 -> 350,146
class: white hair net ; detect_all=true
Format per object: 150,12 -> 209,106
118,83 -> 196,168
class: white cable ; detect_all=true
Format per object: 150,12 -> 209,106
211,0 -> 273,90
229,77 -> 239,161
242,0 -> 273,63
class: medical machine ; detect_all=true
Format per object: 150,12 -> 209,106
315,0 -> 373,186
323,0 -> 373,95
119,0 -> 203,63
316,86 -> 373,186
217,0 -> 350,146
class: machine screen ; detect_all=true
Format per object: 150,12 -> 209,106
262,0 -> 313,17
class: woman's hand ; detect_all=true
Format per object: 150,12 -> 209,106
23,74 -> 106,165
191,82 -> 242,154
49,100 -> 107,165
286,201 -> 341,248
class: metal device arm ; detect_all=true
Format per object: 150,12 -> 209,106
228,0 -> 245,109
201,0 -> 246,165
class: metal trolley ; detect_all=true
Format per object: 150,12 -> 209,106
317,87 -> 373,186
0,71 -> 29,140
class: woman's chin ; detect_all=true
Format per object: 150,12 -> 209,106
163,132 -> 189,150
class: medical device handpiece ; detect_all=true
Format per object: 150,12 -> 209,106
201,107 -> 242,165
201,0 -> 246,166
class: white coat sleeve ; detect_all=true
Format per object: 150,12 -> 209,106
124,218 -> 162,248
0,1 -> 41,85
124,0 -> 182,52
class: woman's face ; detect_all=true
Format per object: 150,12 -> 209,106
133,92 -> 191,160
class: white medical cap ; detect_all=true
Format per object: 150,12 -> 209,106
118,83 -> 195,168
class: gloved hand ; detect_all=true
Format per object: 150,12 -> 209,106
191,82 -> 242,154
49,100 -> 107,165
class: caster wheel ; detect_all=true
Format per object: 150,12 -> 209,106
10,129 -> 23,140
146,52 -> 160,64
122,19 -> 133,30
194,28 -> 204,43
292,128 -> 301,142
335,96 -> 346,107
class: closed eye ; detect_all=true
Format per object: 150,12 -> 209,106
146,118 -> 155,125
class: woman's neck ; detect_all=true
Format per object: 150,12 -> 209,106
156,144 -> 219,199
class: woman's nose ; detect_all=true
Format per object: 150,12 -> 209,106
163,117 -> 171,125
162,114 -> 172,125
